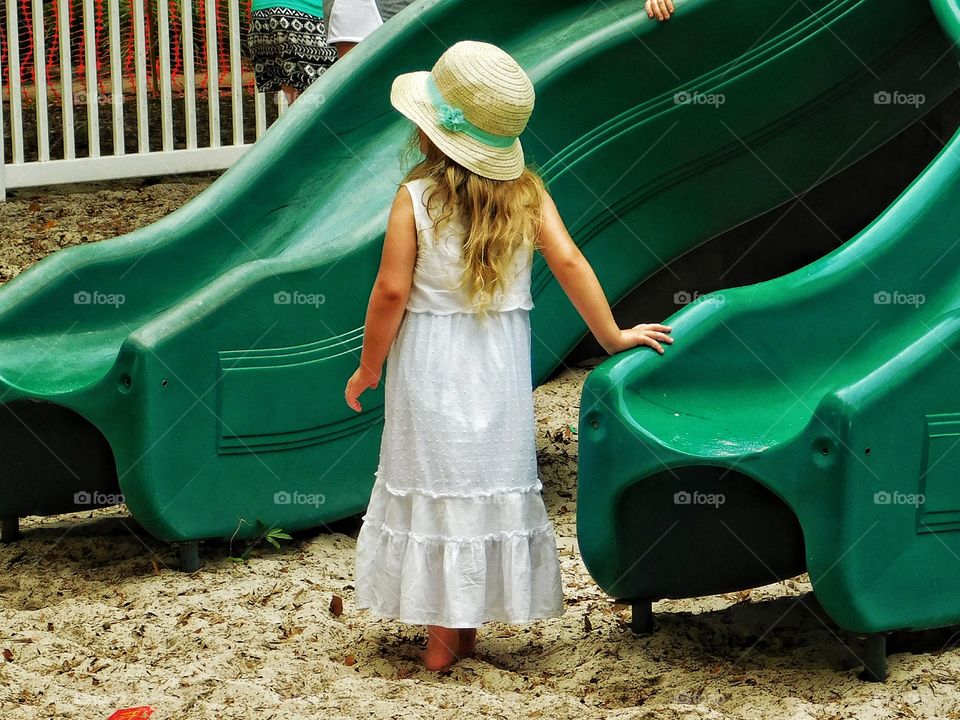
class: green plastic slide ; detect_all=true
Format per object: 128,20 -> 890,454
577,0 -> 960,666
0,0 -> 954,556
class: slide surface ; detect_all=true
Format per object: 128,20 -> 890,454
0,0 -> 955,543
577,0 -> 960,634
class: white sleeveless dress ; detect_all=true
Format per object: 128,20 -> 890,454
354,177 -> 564,628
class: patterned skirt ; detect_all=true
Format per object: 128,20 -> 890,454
247,7 -> 338,93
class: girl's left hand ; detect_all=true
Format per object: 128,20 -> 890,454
646,0 -> 675,21
345,365 -> 381,412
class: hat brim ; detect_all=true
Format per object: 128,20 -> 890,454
390,71 -> 526,182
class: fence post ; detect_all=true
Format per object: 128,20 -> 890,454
1,48 -> 6,202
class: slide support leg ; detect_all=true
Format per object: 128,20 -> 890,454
177,541 -> 200,572
630,599 -> 654,635
860,633 -> 888,682
1,516 -> 20,543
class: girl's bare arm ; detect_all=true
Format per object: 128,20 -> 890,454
537,190 -> 672,356
345,187 -> 417,411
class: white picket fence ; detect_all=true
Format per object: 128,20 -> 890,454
0,0 -> 290,200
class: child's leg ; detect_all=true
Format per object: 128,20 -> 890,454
457,628 -> 477,658
281,84 -> 299,105
420,625 -> 459,671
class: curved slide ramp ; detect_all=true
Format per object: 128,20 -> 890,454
577,0 -> 960,645
0,0 -> 954,549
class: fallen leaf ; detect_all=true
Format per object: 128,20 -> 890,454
107,707 -> 155,720
344,654 -> 356,666
3,649 -> 12,661
330,595 -> 343,617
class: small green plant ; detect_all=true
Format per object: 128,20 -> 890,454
227,518 -> 292,562
257,519 -> 293,550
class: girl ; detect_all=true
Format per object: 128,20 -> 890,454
344,40 -> 673,672
321,0 -> 414,58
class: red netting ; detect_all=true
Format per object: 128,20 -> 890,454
95,0 -> 106,96
1,0 -> 257,106
19,0 -> 34,91
47,0 -> 58,101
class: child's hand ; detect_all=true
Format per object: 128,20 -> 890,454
645,0 -> 675,21
604,323 -> 673,356
344,365 -> 381,412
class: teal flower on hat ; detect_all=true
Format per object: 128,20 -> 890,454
437,102 -> 466,132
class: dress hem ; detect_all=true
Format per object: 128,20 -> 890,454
355,602 -> 566,628
403,302 -> 535,316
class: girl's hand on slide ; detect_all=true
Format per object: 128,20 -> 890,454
606,323 -> 673,355
645,0 -> 676,21
344,366 -> 381,412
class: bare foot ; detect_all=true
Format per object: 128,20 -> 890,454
420,625 -> 459,671
457,628 -> 477,658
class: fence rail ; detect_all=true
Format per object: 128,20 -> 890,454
0,0 -> 290,198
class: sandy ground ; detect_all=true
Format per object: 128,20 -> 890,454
3,179 -> 960,720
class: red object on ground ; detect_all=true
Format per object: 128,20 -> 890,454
107,708 -> 155,720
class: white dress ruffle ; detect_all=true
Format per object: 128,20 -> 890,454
356,479 -> 564,627
354,178 -> 564,628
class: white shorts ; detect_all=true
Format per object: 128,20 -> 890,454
324,0 -> 382,44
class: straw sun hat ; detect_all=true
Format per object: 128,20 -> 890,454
390,40 -> 535,181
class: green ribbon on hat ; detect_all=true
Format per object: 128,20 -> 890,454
425,75 -> 517,149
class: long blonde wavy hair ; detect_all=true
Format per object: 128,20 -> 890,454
401,128 -> 545,318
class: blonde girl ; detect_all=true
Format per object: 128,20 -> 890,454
345,40 -> 672,672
